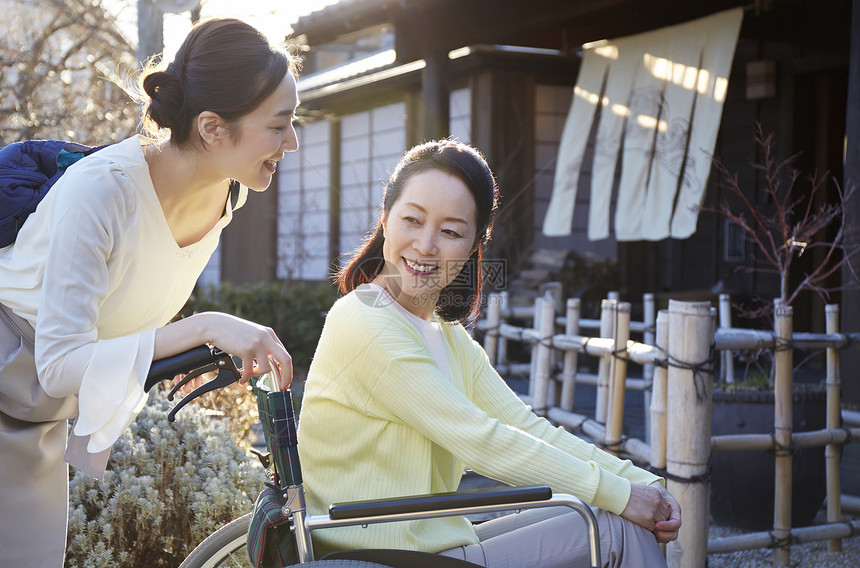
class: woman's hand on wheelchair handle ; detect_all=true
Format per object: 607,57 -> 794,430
194,312 -> 293,388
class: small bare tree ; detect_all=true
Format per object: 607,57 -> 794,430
708,124 -> 860,385
711,124 -> 859,320
0,0 -> 138,145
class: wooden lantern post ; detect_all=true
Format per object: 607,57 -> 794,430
666,301 -> 713,568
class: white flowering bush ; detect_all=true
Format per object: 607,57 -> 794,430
65,389 -> 261,567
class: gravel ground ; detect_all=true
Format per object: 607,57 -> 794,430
706,514 -> 860,568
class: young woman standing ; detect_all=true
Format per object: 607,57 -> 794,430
0,18 -> 296,566
297,140 -> 681,567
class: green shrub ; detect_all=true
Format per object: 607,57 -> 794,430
180,280 -> 339,376
65,390 -> 261,568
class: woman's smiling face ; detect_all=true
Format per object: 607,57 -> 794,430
222,72 -> 299,191
375,168 -> 478,320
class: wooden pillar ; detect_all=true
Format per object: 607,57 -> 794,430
328,119 -> 341,271
773,301 -> 794,567
650,310 -> 669,470
137,0 -> 163,64
560,298 -> 581,412
420,50 -> 449,142
825,304 -> 843,552
842,0 -> 860,407
666,301 -> 713,568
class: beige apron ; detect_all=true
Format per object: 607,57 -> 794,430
0,302 -> 77,567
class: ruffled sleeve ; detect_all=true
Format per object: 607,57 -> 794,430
72,330 -> 155,452
33,141 -> 159,456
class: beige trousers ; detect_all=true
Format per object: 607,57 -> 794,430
438,506 -> 667,568
0,303 -> 76,567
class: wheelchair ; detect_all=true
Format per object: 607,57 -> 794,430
145,345 -> 601,568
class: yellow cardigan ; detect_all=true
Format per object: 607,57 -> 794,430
297,287 -> 660,556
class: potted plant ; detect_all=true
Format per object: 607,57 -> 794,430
705,124 -> 858,530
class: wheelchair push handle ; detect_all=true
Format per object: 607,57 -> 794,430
144,345 -> 241,422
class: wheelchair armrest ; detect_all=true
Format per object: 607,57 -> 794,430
328,484 -> 552,520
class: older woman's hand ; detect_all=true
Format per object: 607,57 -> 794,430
621,481 -> 682,542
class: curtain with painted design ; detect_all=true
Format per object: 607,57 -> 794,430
542,8 -> 744,241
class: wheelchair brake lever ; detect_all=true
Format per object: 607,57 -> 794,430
166,363 -> 218,401
167,353 -> 241,422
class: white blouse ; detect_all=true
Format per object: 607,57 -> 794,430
0,135 -> 247,454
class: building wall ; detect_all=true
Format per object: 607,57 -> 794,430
277,121 -> 331,280
338,102 -> 408,266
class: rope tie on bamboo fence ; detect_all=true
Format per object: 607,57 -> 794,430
649,345 -> 717,402
647,465 -> 712,485
773,335 -> 795,352
582,337 -> 604,357
769,431 -> 796,457
839,520 -> 860,538
602,438 -> 626,453
767,530 -> 800,550
841,426 -> 856,445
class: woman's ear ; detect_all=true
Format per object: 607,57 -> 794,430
197,111 -> 228,147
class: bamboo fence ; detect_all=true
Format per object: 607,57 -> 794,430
480,289 -> 860,568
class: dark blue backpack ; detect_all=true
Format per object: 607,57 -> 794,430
0,140 -> 108,248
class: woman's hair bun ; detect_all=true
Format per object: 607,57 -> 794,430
141,68 -> 190,141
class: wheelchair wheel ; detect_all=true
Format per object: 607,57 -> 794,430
179,513 -> 252,568
178,512 -> 391,568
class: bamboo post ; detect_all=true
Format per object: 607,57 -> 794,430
719,294 -> 735,383
605,302 -> 631,454
595,299 -> 615,425
528,296 -> 543,399
560,298 -> 581,412
825,304 -> 842,552
531,296 -> 555,417
650,310 -> 669,469
643,293 -> 656,445
484,292 -> 501,365
665,300 -> 713,568
773,300 -> 793,567
498,291 -> 509,366
608,290 -> 620,301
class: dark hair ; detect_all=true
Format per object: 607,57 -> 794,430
139,18 -> 299,146
336,140 -> 499,324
